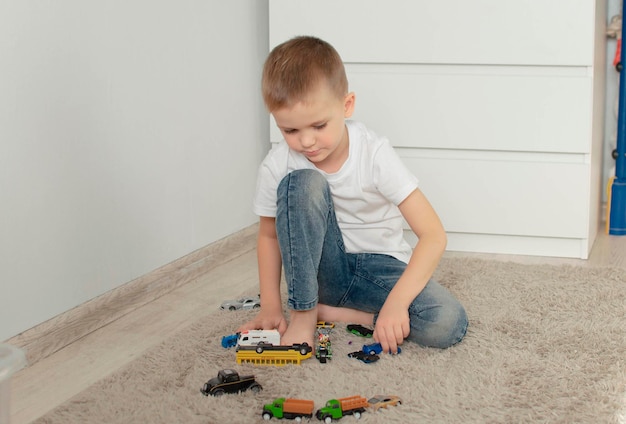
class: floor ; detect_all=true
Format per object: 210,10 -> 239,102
8,231 -> 626,424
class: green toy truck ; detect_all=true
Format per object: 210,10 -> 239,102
315,395 -> 369,423
261,397 -> 314,420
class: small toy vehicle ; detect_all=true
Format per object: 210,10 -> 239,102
220,295 -> 261,311
316,321 -> 335,329
347,324 -> 373,338
367,395 -> 402,411
249,342 -> 312,355
221,333 -> 239,348
262,397 -> 314,420
347,350 -> 379,364
200,369 -> 262,396
236,343 -> 312,366
362,342 -> 401,355
316,396 -> 369,422
316,332 -> 332,363
317,346 -> 331,363
238,329 -> 281,346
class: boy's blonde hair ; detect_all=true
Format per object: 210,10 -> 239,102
262,36 -> 348,111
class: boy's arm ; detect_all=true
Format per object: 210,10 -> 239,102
237,216 -> 288,334
373,188 -> 447,353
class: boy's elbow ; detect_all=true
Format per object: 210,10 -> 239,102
428,225 -> 447,254
417,228 -> 447,254
437,230 -> 447,254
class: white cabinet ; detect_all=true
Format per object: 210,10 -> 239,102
269,0 -> 607,258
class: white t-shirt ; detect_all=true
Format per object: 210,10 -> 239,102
253,120 -> 419,264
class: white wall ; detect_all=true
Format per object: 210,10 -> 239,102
0,1 -> 269,341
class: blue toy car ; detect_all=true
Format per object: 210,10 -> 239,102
362,342 -> 401,355
221,333 -> 240,349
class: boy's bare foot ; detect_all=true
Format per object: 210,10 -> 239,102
317,304 -> 374,326
280,308 -> 317,347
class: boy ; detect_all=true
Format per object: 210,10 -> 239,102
238,36 -> 467,353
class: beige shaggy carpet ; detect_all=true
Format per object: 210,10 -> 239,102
35,258 -> 626,423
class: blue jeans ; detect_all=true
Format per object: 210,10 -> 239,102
275,169 -> 467,349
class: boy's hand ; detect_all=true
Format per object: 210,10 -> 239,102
236,309 -> 288,336
373,303 -> 410,354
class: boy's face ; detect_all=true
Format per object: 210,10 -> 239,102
272,82 -> 355,172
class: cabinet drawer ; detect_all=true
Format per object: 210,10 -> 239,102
400,152 -> 590,238
348,65 -> 592,153
269,66 -> 592,154
270,0 -> 596,66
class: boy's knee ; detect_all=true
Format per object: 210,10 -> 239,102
277,169 -> 330,207
409,303 -> 468,349
279,169 -> 326,191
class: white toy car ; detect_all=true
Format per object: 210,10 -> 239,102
220,295 -> 261,311
237,329 -> 281,346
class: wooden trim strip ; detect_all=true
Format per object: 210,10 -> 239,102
7,224 -> 257,367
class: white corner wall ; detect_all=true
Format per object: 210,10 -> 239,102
0,1 -> 270,341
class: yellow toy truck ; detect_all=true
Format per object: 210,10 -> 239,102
235,343 -> 312,366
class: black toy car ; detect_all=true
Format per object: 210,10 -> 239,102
200,369 -> 262,396
347,350 -> 380,364
347,324 -> 373,338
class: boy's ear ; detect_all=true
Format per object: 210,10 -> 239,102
343,92 -> 356,118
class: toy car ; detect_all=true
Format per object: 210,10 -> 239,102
238,329 -> 281,346
347,350 -> 379,364
316,321 -> 335,329
347,324 -> 373,338
200,369 -> 262,396
367,395 -> 402,411
221,333 -> 240,348
362,342 -> 401,355
220,295 -> 261,311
